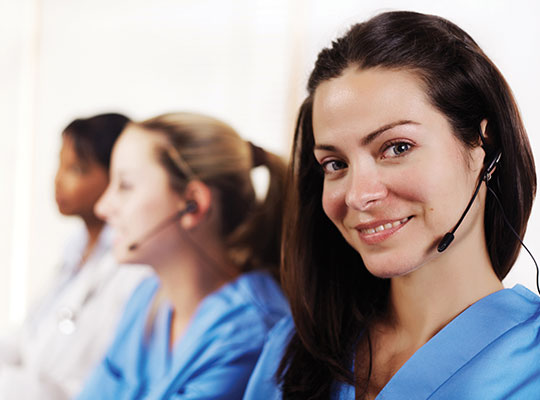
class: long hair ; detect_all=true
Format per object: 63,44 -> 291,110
137,112 -> 287,278
279,11 -> 536,398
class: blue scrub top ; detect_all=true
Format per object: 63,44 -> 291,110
243,284 -> 540,399
77,270 -> 289,400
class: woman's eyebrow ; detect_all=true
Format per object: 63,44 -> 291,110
360,120 -> 418,146
314,120 -> 419,152
313,143 -> 337,152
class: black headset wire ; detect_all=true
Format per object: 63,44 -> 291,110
174,213 -> 239,282
486,184 -> 540,294
479,126 -> 539,294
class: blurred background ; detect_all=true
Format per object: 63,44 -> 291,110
1,0 -> 539,330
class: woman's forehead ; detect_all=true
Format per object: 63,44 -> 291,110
110,127 -> 167,176
312,68 -> 433,140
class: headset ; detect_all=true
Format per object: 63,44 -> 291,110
127,199 -> 239,280
128,200 -> 198,251
437,149 -> 501,252
436,126 -> 539,294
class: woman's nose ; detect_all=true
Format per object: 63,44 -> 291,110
344,166 -> 388,211
54,169 -> 62,190
94,187 -> 111,220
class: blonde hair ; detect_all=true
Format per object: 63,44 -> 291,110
136,111 -> 287,277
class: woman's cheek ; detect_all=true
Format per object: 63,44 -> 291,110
322,182 -> 346,223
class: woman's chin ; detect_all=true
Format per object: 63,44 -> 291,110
113,244 -> 134,265
363,256 -> 423,279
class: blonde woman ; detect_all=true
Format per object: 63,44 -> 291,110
77,112 -> 289,399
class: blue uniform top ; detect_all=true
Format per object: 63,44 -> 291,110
243,284 -> 540,399
77,270 -> 289,400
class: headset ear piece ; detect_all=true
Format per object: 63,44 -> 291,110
185,200 -> 198,214
484,151 -> 502,182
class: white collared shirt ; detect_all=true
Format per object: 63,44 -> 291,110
0,224 -> 152,399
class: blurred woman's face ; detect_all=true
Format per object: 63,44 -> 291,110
55,136 -> 108,219
312,67 -> 486,278
95,126 -> 185,265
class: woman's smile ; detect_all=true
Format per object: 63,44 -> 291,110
355,216 -> 412,245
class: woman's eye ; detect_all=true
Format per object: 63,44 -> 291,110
69,164 -> 86,175
321,160 -> 347,174
382,142 -> 412,158
118,180 -> 133,191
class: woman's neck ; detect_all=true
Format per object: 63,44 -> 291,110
357,230 -> 503,400
80,214 -> 105,265
152,244 -> 235,348
387,236 -> 503,344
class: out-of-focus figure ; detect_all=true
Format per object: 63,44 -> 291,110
77,112 -> 290,399
0,113 -> 151,400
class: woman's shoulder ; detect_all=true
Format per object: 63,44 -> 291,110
264,315 -> 296,344
259,315 -> 295,363
448,284 -> 540,359
423,284 -> 540,399
203,271 -> 290,333
499,284 -> 540,347
242,316 -> 295,400
470,283 -> 540,325
508,283 -> 540,306
236,271 -> 290,312
499,284 -> 540,329
105,276 -> 160,344
148,279 -> 291,399
123,275 -> 161,309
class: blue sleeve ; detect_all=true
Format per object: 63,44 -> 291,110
243,316 -> 295,400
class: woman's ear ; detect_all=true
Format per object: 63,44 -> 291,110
470,119 -> 490,174
470,144 -> 486,176
178,180 -> 212,230
480,119 -> 488,142
478,119 -> 499,177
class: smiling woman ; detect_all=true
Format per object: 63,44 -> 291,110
243,10 -> 539,400
313,68 -> 489,278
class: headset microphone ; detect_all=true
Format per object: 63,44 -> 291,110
128,200 -> 198,251
437,150 -> 501,253
434,136 -> 538,293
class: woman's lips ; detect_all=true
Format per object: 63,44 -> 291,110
355,216 -> 412,245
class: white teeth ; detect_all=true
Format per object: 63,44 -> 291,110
361,217 -> 410,234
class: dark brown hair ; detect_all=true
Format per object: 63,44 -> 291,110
279,11 -> 536,398
63,113 -> 130,170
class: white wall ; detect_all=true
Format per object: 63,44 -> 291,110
1,0 -> 539,329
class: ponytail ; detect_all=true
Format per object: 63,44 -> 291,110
224,144 -> 287,280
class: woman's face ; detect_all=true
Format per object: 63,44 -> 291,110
55,136 -> 109,218
312,67 -> 485,278
95,125 -> 185,265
